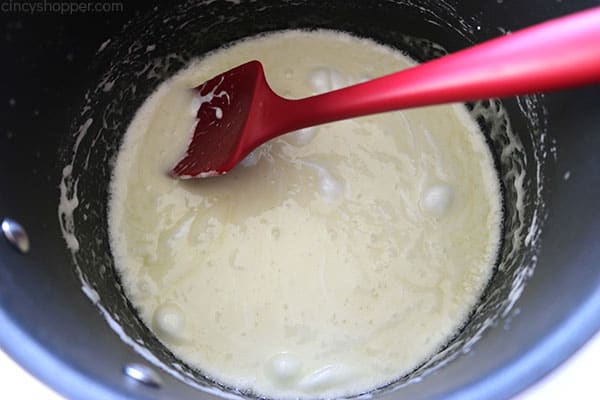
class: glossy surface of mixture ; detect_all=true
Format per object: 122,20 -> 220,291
109,30 -> 502,398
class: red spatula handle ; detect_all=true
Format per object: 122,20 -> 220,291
271,6 -> 600,134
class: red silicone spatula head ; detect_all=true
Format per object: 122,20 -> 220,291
171,60 -> 269,178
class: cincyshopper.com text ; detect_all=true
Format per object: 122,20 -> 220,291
1,0 -> 124,14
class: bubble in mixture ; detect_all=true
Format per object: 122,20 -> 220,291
265,352 -> 303,385
152,303 -> 187,342
421,183 -> 455,217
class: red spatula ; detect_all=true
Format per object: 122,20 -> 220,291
171,7 -> 600,179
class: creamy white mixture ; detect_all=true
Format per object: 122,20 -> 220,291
109,30 -> 502,399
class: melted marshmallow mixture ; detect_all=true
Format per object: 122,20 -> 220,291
109,30 -> 502,399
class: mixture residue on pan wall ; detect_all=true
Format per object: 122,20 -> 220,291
109,30 -> 502,398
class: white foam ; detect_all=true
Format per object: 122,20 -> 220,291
58,165 -> 80,252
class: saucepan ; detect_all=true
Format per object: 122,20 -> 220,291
0,1 -> 599,399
